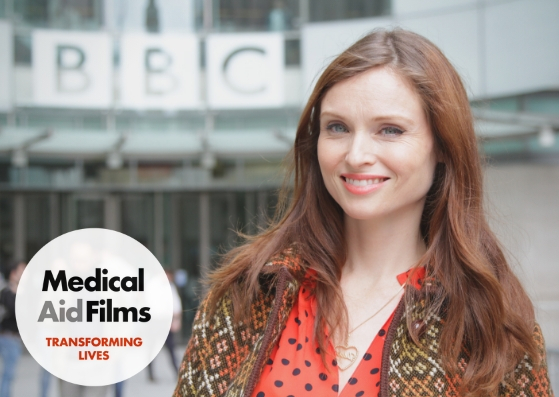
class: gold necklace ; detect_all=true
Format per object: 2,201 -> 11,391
334,284 -> 405,371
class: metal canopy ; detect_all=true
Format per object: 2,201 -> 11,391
0,128 -> 296,161
0,109 -> 556,162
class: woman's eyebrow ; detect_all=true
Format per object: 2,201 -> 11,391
320,110 -> 414,125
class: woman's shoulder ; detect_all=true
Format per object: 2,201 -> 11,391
498,323 -> 553,396
194,246 -> 305,322
174,248 -> 304,397
388,299 -> 553,396
261,246 -> 307,279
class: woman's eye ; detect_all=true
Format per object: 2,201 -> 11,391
327,123 -> 348,133
381,126 -> 404,136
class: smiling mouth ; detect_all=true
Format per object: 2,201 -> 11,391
342,176 -> 388,186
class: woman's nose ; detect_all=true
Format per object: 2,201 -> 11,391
345,132 -> 376,168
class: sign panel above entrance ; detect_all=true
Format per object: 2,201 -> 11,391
206,33 -> 285,109
32,30 -> 113,108
119,33 -> 200,110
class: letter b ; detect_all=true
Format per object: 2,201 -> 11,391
144,48 -> 178,95
57,45 -> 90,93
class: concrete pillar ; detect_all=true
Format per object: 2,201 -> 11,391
199,192 -> 210,278
226,192 -> 236,247
257,190 -> 268,229
171,194 -> 181,271
245,192 -> 256,235
13,194 -> 25,260
154,192 -> 164,263
104,195 -> 120,232
49,193 -> 60,240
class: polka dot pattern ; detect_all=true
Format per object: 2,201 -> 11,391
251,268 -> 425,397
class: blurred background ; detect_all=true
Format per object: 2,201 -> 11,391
0,0 -> 557,394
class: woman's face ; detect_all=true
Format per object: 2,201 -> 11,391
317,66 -> 438,222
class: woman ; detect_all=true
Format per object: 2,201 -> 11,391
173,29 -> 553,397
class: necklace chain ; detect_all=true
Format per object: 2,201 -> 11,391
347,283 -> 405,338
334,283 -> 406,371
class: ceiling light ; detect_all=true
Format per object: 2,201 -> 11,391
538,125 -> 555,148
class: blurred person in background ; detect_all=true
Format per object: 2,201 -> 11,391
173,29 -> 553,397
147,268 -> 181,382
167,269 -> 182,374
39,367 -> 51,397
0,260 -> 26,397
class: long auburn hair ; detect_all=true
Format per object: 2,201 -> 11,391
208,29 -> 537,396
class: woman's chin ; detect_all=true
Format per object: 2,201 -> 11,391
342,208 -> 385,222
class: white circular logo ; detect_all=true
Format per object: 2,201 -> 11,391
16,228 -> 173,386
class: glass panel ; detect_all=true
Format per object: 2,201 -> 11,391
216,0 -> 299,32
285,38 -> 300,66
524,92 -> 559,115
266,188 -> 279,220
0,195 -> 14,266
109,0 -> 196,33
0,162 -> 9,184
179,194 -> 200,340
179,195 -> 200,277
25,194 -> 50,260
52,0 -> 103,29
60,195 -> 104,232
214,109 -> 299,130
489,97 -> 518,112
248,191 -> 260,234
76,199 -> 104,229
161,193 -> 172,267
121,194 -> 154,252
309,0 -> 389,22
13,0 -> 103,29
14,35 -> 32,65
481,139 -> 526,156
14,0 -> 49,27
209,192 -> 237,267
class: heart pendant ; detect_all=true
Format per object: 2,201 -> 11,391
334,345 -> 358,371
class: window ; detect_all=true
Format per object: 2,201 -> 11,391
13,0 -> 102,29
14,0 -> 49,27
0,195 -> 14,266
524,92 -> 559,115
309,0 -> 390,22
216,0 -> 299,32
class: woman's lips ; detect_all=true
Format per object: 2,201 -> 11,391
341,175 -> 389,195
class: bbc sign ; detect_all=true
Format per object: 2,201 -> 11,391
32,30 -> 285,110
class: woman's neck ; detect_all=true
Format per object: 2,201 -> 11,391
342,210 -> 426,284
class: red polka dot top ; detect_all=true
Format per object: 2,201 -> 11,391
251,267 -> 425,397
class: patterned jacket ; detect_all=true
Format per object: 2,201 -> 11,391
173,250 -> 554,397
